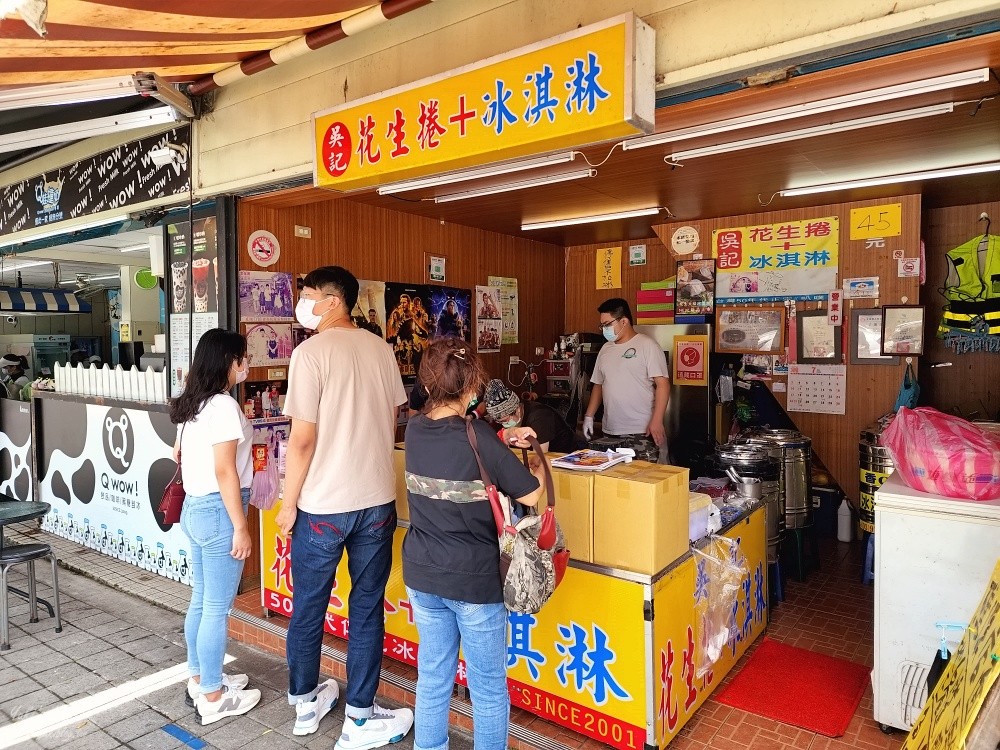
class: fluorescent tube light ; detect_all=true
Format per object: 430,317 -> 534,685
670,103 -> 954,160
0,75 -> 140,112
118,244 -> 150,253
522,207 -> 661,231
623,68 -> 989,151
0,260 -> 53,271
0,107 -> 178,155
0,214 -> 131,250
378,152 -> 579,195
433,168 -> 596,203
59,273 -> 121,285
779,161 -> 1000,197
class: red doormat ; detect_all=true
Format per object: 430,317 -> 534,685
715,637 -> 869,737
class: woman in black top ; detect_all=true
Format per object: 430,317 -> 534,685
402,338 -> 544,750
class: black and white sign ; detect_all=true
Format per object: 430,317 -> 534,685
0,126 -> 190,239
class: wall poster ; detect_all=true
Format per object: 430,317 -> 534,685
489,276 -> 519,345
385,283 -> 431,383
239,271 -> 294,322
675,259 -> 715,322
168,217 -> 219,397
351,280 -> 388,338
713,217 -> 839,303
476,285 -> 502,353
245,323 -> 293,368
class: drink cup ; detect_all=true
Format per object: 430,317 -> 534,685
192,259 -> 210,313
171,261 -> 189,313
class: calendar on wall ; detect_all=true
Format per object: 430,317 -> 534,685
787,364 -> 847,414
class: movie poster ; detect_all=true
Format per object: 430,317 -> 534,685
351,280 -> 387,338
476,285 -> 502,353
427,286 -> 472,342
384,283 -> 432,382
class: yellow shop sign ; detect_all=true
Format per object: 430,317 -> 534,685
312,14 -> 655,192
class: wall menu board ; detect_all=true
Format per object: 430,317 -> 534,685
168,217 -> 219,396
715,306 -> 786,355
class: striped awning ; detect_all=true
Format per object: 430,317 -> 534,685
0,286 -> 92,314
0,2 -> 378,86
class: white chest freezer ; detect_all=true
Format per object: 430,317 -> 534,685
873,473 -> 1000,731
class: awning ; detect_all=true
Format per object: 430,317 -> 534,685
0,286 -> 92,315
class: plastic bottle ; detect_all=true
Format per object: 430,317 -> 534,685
837,498 -> 853,542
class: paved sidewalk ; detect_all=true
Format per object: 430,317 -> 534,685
0,552 -> 466,750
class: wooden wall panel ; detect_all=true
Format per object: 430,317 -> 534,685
565,195 -> 922,504
238,197 -> 565,385
921,201 -> 1000,421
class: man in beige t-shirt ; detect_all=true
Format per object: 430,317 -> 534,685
277,266 -> 411,749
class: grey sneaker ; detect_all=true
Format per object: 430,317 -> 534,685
335,703 -> 414,750
196,685 -> 261,725
293,679 -> 340,736
185,673 -> 249,707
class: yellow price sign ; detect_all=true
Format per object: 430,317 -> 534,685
850,203 -> 902,240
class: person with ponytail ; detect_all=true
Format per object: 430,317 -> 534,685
402,337 -> 545,750
169,328 -> 261,724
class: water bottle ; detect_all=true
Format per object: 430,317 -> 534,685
837,498 -> 853,542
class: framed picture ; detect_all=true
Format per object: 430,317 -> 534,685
796,309 -> 842,364
850,308 -> 898,365
881,305 -> 926,355
675,259 -> 716,323
715,305 -> 786,354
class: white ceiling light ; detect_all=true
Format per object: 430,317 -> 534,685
522,207 -> 661,231
670,103 -> 955,161
779,161 -> 1000,197
0,75 -> 139,112
623,68 -> 990,151
0,106 -> 178,155
59,273 -> 120,285
0,214 -> 130,250
433,168 -> 596,203
378,152 -> 579,195
118,244 -> 150,253
0,259 -> 52,271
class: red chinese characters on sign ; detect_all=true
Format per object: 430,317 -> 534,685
716,231 -> 743,270
321,122 -> 352,177
357,115 -> 382,165
386,109 -> 410,159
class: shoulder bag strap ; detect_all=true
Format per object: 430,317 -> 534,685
465,417 -> 492,485
466,418 -> 509,538
521,437 -> 555,510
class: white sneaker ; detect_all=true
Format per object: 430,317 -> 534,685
335,704 -> 414,750
293,679 -> 340,736
196,685 -> 261,725
186,673 -> 249,706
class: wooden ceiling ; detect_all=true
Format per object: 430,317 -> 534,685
252,30 -> 1000,247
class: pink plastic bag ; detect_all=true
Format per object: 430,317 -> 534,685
882,407 -> 1000,501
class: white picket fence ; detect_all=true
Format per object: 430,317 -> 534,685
53,363 -> 167,403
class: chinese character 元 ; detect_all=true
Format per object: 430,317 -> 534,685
386,108 -> 410,159
555,622 -> 630,705
524,65 -> 559,124
482,80 -> 518,135
507,612 -> 546,680
865,238 -> 886,250
565,52 -> 609,115
417,99 -> 447,150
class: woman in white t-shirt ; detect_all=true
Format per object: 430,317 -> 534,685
169,328 -> 261,725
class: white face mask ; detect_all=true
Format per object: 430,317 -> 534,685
295,298 -> 324,330
235,360 -> 249,384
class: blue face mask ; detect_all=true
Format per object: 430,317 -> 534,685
601,319 -> 620,342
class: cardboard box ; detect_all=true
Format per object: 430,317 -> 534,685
593,462 -> 690,574
549,460 -> 595,563
392,447 -> 409,521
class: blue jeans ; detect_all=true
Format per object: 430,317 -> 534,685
181,489 -> 250,693
286,502 -> 396,717
406,587 -> 509,750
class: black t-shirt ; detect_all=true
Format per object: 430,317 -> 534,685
402,415 -> 539,603
408,380 -> 428,411
522,401 -> 576,453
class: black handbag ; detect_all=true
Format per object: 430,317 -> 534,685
158,425 -> 186,525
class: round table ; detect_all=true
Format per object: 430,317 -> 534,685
0,501 -> 51,554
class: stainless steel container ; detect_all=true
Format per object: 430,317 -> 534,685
716,443 -> 782,558
859,419 -> 896,535
741,429 -> 813,530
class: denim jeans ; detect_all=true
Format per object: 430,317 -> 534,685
181,488 -> 250,694
406,587 -> 509,750
286,502 -> 396,717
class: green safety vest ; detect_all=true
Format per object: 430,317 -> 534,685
939,234 -> 1000,337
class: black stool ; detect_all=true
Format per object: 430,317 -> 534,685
1,543 -> 62,651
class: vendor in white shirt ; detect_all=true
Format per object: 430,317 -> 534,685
583,298 -> 670,463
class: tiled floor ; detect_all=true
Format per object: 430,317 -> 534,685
7,521 -> 908,750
